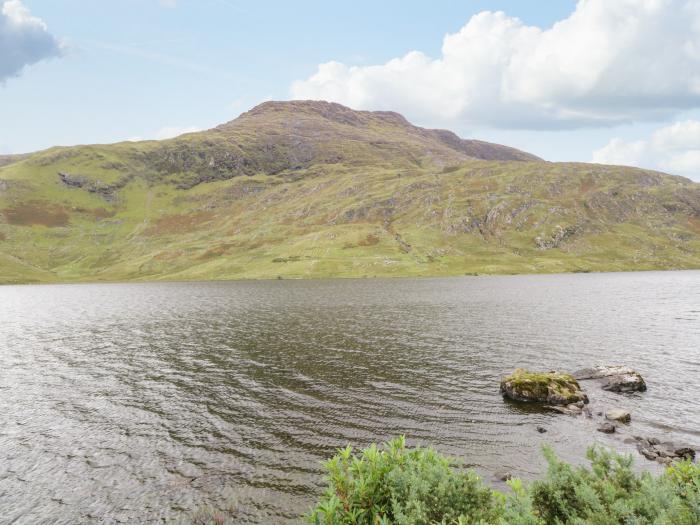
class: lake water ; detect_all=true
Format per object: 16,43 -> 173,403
1,272 -> 699,524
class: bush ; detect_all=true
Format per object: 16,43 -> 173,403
529,446 -> 699,524
310,437 -> 700,525
310,436 -> 503,525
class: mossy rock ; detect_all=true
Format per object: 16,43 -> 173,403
500,368 -> 589,405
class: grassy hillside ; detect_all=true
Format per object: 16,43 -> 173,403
0,101 -> 699,284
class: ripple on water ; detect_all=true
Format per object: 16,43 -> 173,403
0,271 -> 699,523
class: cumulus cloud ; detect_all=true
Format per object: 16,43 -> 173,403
592,120 -> 700,180
0,0 -> 63,82
292,0 -> 700,130
155,125 -> 201,140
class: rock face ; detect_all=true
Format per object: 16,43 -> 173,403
500,369 -> 589,405
605,409 -> 631,423
573,366 -> 646,393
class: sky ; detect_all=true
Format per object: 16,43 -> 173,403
2,0 -> 700,181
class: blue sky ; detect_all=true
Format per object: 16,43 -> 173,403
2,0 -> 700,180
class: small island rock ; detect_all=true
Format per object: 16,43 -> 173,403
597,422 -> 616,434
500,369 -> 589,405
605,409 -> 631,423
493,471 -> 513,482
573,366 -> 646,393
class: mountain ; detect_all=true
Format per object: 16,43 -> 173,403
0,100 -> 698,284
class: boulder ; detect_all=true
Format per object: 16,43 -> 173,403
494,471 -> 513,482
605,409 -> 631,423
573,366 -> 646,393
500,369 -> 589,405
674,447 -> 696,461
597,422 -> 616,434
638,445 -> 659,460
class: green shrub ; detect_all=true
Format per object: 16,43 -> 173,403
310,436 -> 503,525
310,437 -> 700,525
529,446 -> 699,524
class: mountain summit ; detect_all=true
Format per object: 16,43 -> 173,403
217,100 -> 541,162
0,101 -> 698,283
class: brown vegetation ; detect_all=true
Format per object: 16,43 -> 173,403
2,201 -> 70,227
145,211 -> 214,235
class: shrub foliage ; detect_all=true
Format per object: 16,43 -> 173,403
310,437 -> 699,525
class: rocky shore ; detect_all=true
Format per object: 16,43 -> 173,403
500,365 -> 697,465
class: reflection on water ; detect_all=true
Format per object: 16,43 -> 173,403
0,271 -> 699,523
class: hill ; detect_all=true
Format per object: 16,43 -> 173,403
0,100 -> 698,283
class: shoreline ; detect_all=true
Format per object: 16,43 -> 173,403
1,265 -> 699,287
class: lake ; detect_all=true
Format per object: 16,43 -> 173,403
1,271 -> 699,524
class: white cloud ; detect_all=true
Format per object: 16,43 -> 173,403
292,0 -> 700,130
592,120 -> 700,180
0,0 -> 63,82
158,0 -> 177,8
155,125 -> 201,140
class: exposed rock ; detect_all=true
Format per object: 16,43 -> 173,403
597,422 -> 616,434
535,224 -> 580,250
605,409 -> 631,423
536,426 -> 547,433
631,436 -> 696,462
500,369 -> 589,405
493,471 -> 513,482
638,445 -> 659,460
57,172 -> 129,201
573,366 -> 646,393
674,447 -> 696,461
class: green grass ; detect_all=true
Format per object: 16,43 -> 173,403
1,101 -> 699,284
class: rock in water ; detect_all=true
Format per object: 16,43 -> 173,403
493,471 -> 513,482
674,447 -> 696,461
632,436 -> 696,462
597,422 -> 616,434
573,366 -> 646,393
500,369 -> 589,405
605,409 -> 631,423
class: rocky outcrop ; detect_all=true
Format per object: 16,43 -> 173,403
535,224 -> 580,250
500,369 -> 589,405
573,366 -> 646,393
632,436 -> 696,464
57,172 -> 129,201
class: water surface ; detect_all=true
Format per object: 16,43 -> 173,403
1,271 -> 699,523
